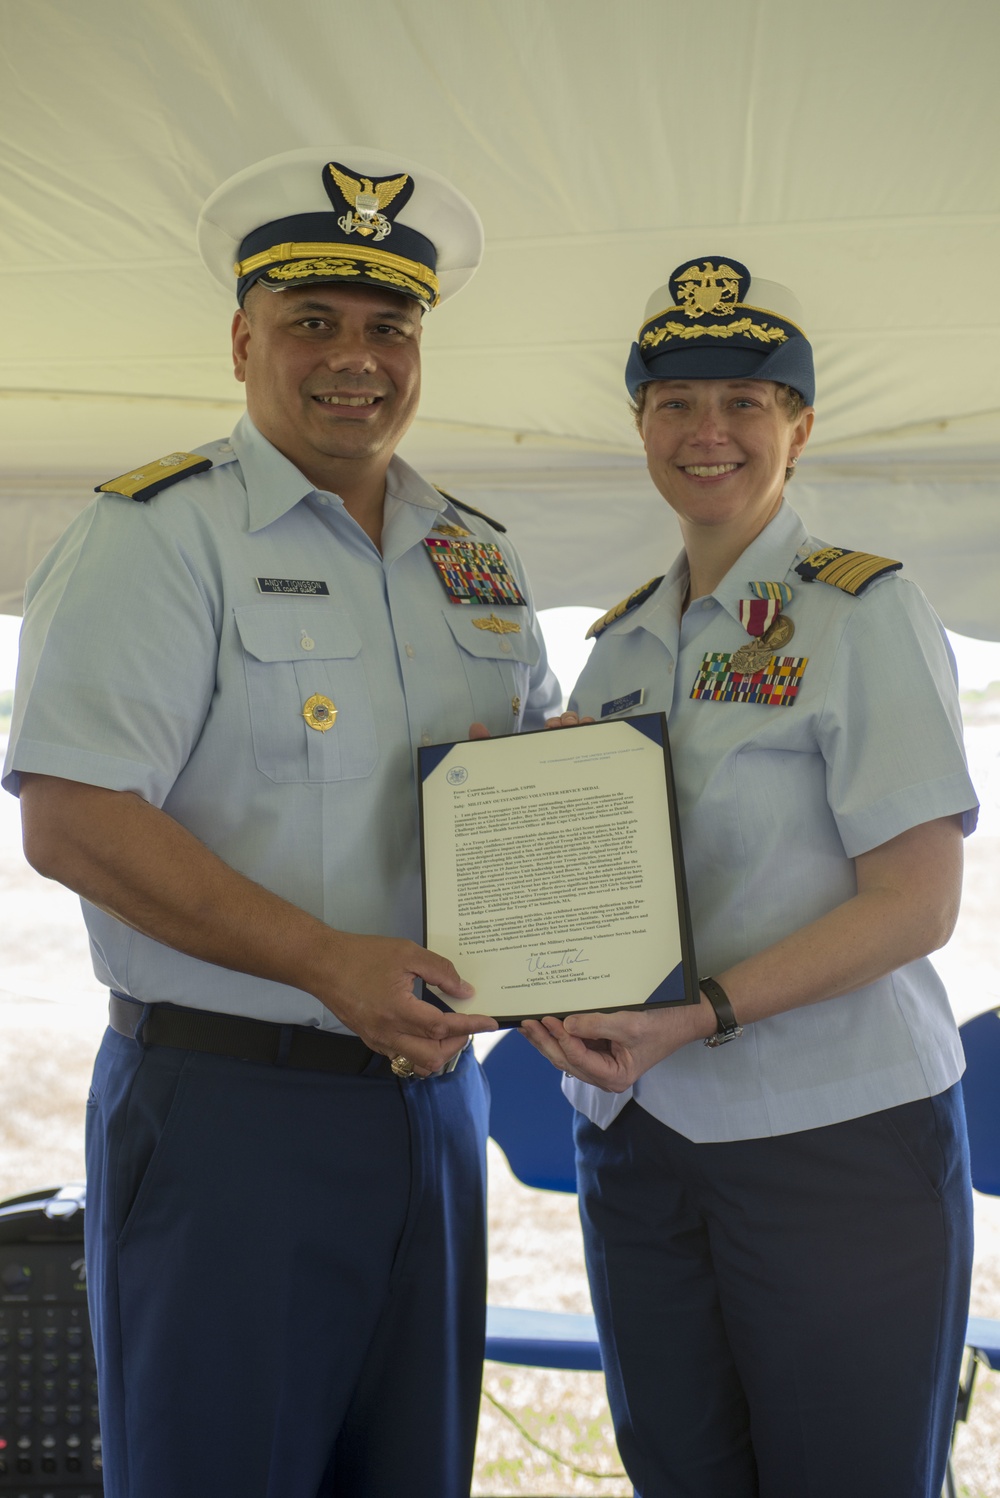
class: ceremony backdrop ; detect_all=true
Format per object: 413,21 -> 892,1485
1,0 -> 998,635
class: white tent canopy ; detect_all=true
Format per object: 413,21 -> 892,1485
2,0 -> 999,635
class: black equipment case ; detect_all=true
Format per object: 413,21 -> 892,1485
0,1185 -> 102,1494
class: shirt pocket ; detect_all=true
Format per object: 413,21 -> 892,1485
441,608 -> 541,731
234,603 -> 379,783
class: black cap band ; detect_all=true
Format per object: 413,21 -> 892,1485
234,211 -> 438,306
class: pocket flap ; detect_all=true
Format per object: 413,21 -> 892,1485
441,608 -> 540,665
234,603 -> 362,663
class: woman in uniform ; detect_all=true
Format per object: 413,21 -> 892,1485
523,256 -> 978,1498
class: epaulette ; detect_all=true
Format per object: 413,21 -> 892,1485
794,546 -> 902,596
586,577 -> 663,639
95,451 -> 213,504
433,486 -> 507,533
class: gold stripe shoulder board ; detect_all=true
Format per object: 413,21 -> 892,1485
586,577 -> 664,639
96,451 -> 213,504
794,546 -> 902,596
433,486 -> 507,533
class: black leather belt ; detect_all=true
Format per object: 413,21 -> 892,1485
109,992 -> 389,1076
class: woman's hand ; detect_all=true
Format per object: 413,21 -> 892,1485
521,999 -> 714,1091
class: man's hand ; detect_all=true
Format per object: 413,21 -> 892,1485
320,932 -> 496,1075
544,710 -> 596,729
521,1001 -> 714,1091
471,713 -> 595,737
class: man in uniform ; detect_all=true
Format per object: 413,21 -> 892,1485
2,146 -> 560,1498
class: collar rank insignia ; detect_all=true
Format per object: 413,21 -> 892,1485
325,162 -> 414,241
423,537 -> 527,607
795,547 -> 902,596
586,578 -> 663,640
95,451 -> 212,504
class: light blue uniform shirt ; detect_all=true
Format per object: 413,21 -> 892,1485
3,414 -> 561,1031
564,502 -> 978,1142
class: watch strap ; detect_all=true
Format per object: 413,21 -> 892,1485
700,976 -> 743,1047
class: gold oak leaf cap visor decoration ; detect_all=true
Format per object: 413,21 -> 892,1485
197,146 -> 484,310
625,255 -> 815,404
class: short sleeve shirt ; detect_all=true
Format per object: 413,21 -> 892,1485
3,414 -> 561,1030
564,502 -> 978,1141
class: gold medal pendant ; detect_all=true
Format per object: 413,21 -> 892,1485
764,613 -> 795,650
730,614 -> 794,676
729,642 -> 773,675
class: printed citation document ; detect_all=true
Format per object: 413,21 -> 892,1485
418,714 -> 698,1024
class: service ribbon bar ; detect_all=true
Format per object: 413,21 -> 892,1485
691,652 -> 808,708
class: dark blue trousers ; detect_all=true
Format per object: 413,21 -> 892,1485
84,1022 -> 490,1498
576,1086 -> 973,1498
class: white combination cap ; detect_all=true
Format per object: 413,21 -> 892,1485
197,146 -> 484,309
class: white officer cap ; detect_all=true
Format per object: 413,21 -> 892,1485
197,146 -> 484,310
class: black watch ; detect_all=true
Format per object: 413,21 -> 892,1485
700,977 -> 743,1047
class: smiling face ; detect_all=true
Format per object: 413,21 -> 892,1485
639,378 -> 814,549
231,282 -> 423,494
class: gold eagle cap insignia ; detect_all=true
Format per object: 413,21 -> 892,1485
674,261 -> 745,319
326,163 -> 411,241
473,613 -> 522,635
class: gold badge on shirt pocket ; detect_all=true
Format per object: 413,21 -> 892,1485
472,612 -> 521,635
302,694 -> 337,731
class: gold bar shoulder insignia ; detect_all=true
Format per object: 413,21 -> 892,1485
586,578 -> 663,640
95,452 -> 213,504
795,546 -> 902,596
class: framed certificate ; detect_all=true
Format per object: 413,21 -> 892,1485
418,714 -> 699,1024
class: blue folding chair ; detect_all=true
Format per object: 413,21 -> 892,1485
482,1029 -> 602,1372
946,1008 -> 1000,1497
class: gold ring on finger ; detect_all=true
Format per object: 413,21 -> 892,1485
391,1054 -> 416,1079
